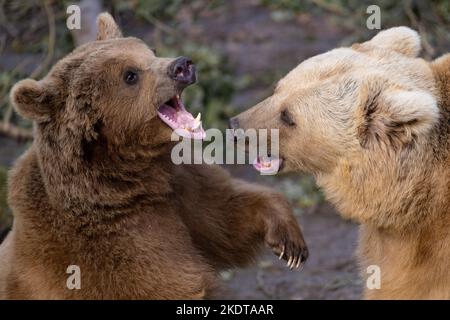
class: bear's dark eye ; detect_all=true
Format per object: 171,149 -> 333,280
123,70 -> 139,85
280,109 -> 296,126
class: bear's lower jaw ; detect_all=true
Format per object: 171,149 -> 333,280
253,156 -> 283,174
157,95 -> 206,140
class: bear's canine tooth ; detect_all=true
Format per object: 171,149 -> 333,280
191,114 -> 201,130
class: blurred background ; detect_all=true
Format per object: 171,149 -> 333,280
0,0 -> 448,299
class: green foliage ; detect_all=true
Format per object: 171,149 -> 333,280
112,0 -> 185,21
260,0 -> 311,12
114,0 -> 228,20
136,0 -> 185,21
0,70 -> 31,128
0,0 -> 74,130
264,175 -> 325,210
260,0 -> 450,53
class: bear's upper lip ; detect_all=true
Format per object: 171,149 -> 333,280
157,95 -> 206,140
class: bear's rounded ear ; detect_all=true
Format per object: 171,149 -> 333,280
356,27 -> 421,58
357,82 -> 438,149
96,12 -> 122,41
10,79 -> 55,122
383,89 -> 438,133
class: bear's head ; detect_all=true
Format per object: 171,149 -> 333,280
231,27 -> 450,228
10,13 -> 204,165
9,13 -> 206,211
231,27 -> 440,175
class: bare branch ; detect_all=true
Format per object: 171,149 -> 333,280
0,122 -> 33,141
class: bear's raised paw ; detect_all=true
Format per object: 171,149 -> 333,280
264,216 -> 309,270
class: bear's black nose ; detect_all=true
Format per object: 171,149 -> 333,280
168,56 -> 196,85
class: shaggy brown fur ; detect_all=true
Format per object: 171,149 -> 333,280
231,28 -> 450,299
0,13 -> 308,299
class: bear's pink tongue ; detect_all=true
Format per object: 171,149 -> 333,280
253,156 -> 282,175
157,95 -> 206,140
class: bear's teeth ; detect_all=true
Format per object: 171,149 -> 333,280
164,114 -> 175,123
191,113 -> 201,130
263,162 -> 271,168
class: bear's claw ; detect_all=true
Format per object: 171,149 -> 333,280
263,198 -> 308,271
269,236 -> 308,271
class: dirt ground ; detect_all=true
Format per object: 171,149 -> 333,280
0,0 -> 363,299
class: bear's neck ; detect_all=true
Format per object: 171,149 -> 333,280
35,132 -> 175,224
317,147 -> 448,232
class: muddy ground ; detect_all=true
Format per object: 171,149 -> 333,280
0,0 -> 362,299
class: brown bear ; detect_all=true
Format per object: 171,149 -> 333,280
231,27 -> 450,299
0,13 -> 308,299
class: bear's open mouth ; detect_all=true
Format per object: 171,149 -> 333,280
253,156 -> 283,175
157,95 -> 205,140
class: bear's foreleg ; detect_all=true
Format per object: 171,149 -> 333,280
176,165 -> 308,271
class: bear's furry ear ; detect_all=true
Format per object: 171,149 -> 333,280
96,12 -> 122,41
357,85 -> 438,149
358,27 -> 421,58
10,79 -> 56,122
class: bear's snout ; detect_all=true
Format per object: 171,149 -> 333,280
168,56 -> 196,85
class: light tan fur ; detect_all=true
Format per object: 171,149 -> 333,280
232,27 -> 450,299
